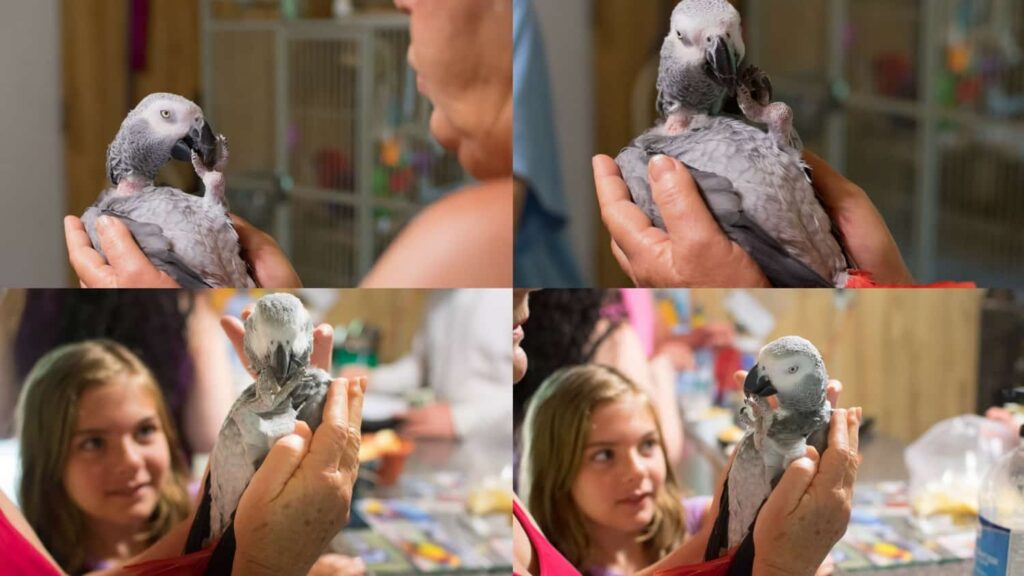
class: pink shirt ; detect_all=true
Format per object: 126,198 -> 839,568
513,500 -> 581,576
0,508 -> 62,576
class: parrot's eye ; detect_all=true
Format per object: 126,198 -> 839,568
788,365 -> 799,374
677,31 -> 693,47
160,110 -> 171,119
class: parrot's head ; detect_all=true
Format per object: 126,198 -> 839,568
243,293 -> 315,388
107,92 -> 217,185
665,0 -> 745,90
745,336 -> 827,409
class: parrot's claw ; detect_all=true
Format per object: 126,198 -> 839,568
213,134 -> 230,172
190,150 -> 207,177
739,64 -> 773,106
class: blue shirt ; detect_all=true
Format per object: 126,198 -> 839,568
513,0 -> 584,287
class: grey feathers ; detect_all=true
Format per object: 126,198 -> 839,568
616,119 -> 847,287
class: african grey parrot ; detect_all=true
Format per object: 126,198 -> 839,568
616,0 -> 851,287
185,293 -> 331,570
705,336 -> 832,564
81,92 -> 256,288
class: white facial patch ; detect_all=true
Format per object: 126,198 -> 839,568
141,99 -> 200,140
669,1 -> 746,62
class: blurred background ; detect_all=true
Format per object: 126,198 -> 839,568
0,0 -> 465,287
513,288 -> 1024,572
0,288 -> 512,573
520,0 -> 1024,287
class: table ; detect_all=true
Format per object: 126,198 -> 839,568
331,434 -> 513,575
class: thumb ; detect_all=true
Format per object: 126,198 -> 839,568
246,424 -> 312,500
96,216 -> 148,268
761,447 -> 819,518
647,155 -> 720,240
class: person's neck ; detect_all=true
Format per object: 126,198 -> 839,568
82,518 -> 146,569
583,521 -> 649,575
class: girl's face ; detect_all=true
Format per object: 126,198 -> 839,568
392,0 -> 512,179
63,376 -> 171,529
571,394 -> 667,535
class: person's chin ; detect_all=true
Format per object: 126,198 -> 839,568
429,108 -> 462,152
513,347 -> 527,383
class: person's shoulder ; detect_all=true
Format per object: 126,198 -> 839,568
360,179 -> 512,288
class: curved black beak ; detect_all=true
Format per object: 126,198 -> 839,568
744,364 -> 777,397
705,36 -> 739,89
272,343 -> 295,383
171,120 -> 217,169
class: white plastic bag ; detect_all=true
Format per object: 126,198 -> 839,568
905,415 -> 1016,518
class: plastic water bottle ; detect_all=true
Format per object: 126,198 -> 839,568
975,425 -> 1024,575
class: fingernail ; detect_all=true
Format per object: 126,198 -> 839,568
649,155 -> 676,184
97,215 -> 112,229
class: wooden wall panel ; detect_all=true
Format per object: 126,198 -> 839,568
62,0 -> 202,284
593,0 -> 667,286
62,0 -> 129,218
689,289 -> 983,443
323,289 -> 428,363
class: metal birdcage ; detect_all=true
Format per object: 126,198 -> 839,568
743,0 -> 1024,285
201,0 -> 466,286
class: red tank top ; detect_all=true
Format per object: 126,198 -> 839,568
653,552 -> 736,576
512,500 -> 737,576
513,500 -> 581,575
0,508 -> 62,576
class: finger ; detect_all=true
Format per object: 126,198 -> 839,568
763,445 -> 820,517
247,431 -> 310,499
309,378 -> 357,471
65,216 -> 115,288
95,216 -> 158,280
311,324 -> 334,373
803,151 -> 866,211
847,407 -> 861,459
647,156 -> 721,244
733,370 -> 748,387
610,240 -> 637,285
816,409 -> 852,487
827,379 -> 843,408
240,304 -> 253,322
219,315 -> 253,375
293,419 -> 313,441
593,155 -> 666,260
348,377 -> 366,433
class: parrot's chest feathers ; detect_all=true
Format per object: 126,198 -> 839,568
236,402 -> 298,461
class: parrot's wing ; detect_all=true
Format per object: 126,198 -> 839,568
82,204 -> 213,288
615,141 -> 832,288
183,472 -> 237,574
184,474 -> 213,553
293,369 -> 331,432
616,145 -> 666,230
205,521 -> 237,576
727,434 -> 771,549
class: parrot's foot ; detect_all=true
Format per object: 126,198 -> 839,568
736,65 -> 799,151
192,137 -> 228,205
663,112 -> 691,135
739,65 -> 773,106
737,86 -> 797,152
213,134 -> 230,172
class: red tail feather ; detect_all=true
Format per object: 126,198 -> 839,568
844,270 -> 975,289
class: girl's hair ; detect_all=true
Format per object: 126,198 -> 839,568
16,340 -> 191,575
13,290 -> 197,457
520,364 -> 687,568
